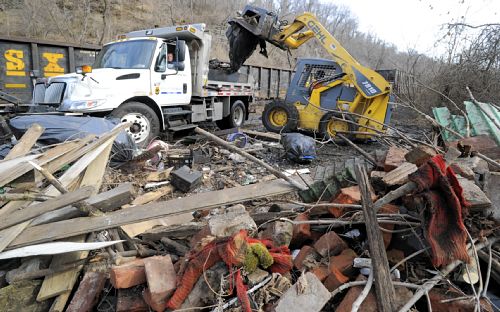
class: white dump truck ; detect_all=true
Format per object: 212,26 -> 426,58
31,24 -> 255,145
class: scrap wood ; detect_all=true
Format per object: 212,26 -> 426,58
9,178 -> 304,249
0,240 -> 124,259
354,164 -> 397,312
3,123 -> 44,160
0,186 -> 94,230
398,236 -> 499,312
194,127 -> 308,191
0,193 -> 53,202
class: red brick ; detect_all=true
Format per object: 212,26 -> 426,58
110,258 -> 146,289
428,289 -> 493,312
323,266 -> 349,292
291,213 -> 311,246
386,249 -> 405,270
117,289 -> 149,312
384,146 -> 409,172
142,255 -> 176,312
293,245 -> 320,271
329,248 -> 357,278
313,231 -> 348,257
328,186 -> 377,218
378,204 -> 399,249
310,265 -> 329,282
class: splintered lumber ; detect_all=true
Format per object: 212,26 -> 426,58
31,183 -> 134,226
0,186 -> 94,230
195,127 -> 307,191
373,182 -> 418,212
4,123 -> 44,160
38,129 -> 119,304
10,178 -> 304,249
65,271 -> 106,312
121,185 -> 175,237
382,162 -> 418,186
0,193 -> 53,202
242,129 -> 281,141
355,164 -> 396,312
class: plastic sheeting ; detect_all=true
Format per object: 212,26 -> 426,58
8,115 -> 137,167
281,133 -> 316,163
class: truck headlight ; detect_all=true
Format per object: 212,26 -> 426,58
64,99 -> 107,110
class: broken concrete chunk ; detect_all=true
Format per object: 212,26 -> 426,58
313,231 -> 348,257
0,280 -> 51,312
452,156 -> 489,175
259,221 -> 293,247
247,268 -> 270,287
485,172 -> 500,221
405,146 -> 436,166
457,176 -> 491,211
275,272 -> 331,312
208,204 -> 257,237
384,146 -> 409,172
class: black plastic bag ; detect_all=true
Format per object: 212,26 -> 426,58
281,133 -> 316,163
9,115 -> 137,168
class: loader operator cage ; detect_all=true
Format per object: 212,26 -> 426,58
298,64 -> 339,88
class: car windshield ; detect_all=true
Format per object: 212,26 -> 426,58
93,40 -> 156,69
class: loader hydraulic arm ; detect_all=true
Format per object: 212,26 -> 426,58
272,13 -> 390,99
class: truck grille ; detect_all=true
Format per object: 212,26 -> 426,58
33,82 -> 66,104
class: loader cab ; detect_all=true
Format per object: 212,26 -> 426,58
285,58 -> 357,110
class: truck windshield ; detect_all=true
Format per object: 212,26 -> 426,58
93,40 -> 156,69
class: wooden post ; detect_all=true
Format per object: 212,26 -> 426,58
194,127 -> 308,191
355,164 -> 397,312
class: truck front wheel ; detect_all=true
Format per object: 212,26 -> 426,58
216,100 -> 246,129
111,101 -> 160,147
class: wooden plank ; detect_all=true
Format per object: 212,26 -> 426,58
0,186 -> 94,230
31,183 -> 135,225
66,271 -> 106,312
10,178 -> 303,248
36,236 -> 88,302
381,162 -> 418,186
4,123 -> 44,160
37,132 -> 118,303
355,164 -> 396,312
241,129 -> 281,141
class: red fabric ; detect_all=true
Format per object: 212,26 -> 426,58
165,230 -> 293,310
408,154 -> 470,267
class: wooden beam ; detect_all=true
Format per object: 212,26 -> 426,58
4,123 -> 44,160
0,186 -> 94,230
355,164 -> 396,312
9,178 -> 303,249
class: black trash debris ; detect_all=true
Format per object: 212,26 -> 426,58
9,115 -> 138,168
281,133 -> 317,163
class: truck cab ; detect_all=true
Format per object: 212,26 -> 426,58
33,24 -> 254,146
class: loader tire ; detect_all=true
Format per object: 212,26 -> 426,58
262,100 -> 299,133
318,112 -> 356,141
111,101 -> 160,147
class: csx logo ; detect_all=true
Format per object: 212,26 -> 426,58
307,20 -> 327,44
4,49 -> 65,80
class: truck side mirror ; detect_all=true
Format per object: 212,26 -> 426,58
176,39 -> 186,62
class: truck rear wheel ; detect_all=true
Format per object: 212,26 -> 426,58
262,100 -> 299,133
216,100 -> 246,129
111,101 -> 160,147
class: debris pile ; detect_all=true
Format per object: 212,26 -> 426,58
0,108 -> 498,312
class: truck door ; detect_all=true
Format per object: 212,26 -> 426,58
150,41 -> 191,106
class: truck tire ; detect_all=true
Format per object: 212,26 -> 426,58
318,112 -> 355,141
216,100 -> 246,129
262,100 -> 299,133
111,101 -> 160,147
